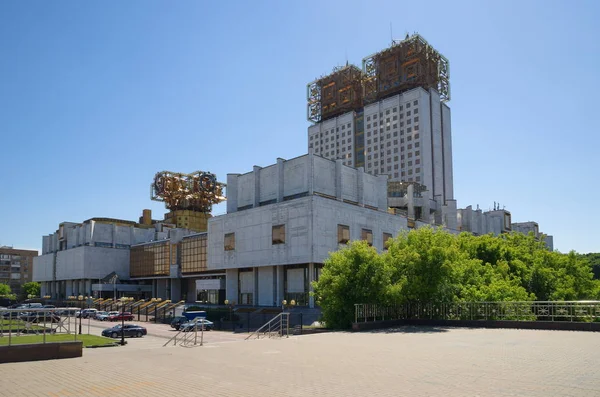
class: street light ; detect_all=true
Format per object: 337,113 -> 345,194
78,295 -> 84,334
224,300 -> 235,331
119,297 -> 133,346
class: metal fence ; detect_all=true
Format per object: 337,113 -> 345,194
206,311 -> 306,334
0,307 -> 91,347
354,301 -> 600,323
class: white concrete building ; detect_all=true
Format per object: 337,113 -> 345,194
308,87 -> 454,205
206,154 -> 405,307
33,217 -> 194,299
457,206 -> 554,250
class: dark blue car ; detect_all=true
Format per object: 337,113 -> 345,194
102,324 -> 147,338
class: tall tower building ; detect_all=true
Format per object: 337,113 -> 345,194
307,34 -> 454,206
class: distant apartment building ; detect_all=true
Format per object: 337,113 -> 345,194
0,246 -> 38,295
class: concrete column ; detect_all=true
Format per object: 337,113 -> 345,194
307,154 -> 314,196
66,280 -> 73,297
253,267 -> 259,306
441,104 -> 454,201
335,159 -> 343,201
225,268 -> 238,303
253,165 -> 261,208
422,191 -> 431,223
407,184 -> 415,220
276,265 -> 284,306
226,174 -> 240,213
442,199 -> 458,231
308,263 -> 315,308
170,279 -> 182,302
356,167 -> 365,207
276,158 -> 285,203
85,279 -> 92,296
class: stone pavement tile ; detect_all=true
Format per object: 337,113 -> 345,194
0,327 -> 599,396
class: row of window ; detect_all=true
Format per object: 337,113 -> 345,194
366,101 -> 418,122
223,225 -> 393,251
338,224 -> 393,248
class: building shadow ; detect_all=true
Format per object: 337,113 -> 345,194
368,325 -> 450,334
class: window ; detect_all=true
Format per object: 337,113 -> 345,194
272,224 -> 285,245
413,100 -> 418,106
181,234 -> 208,274
361,229 -> 373,246
414,108 -> 419,114
338,225 -> 350,244
224,233 -> 235,251
383,233 -> 393,250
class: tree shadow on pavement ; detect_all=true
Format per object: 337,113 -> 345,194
368,325 -> 450,334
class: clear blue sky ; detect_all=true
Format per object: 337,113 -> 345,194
1,1 -> 598,254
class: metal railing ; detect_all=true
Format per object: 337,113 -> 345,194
354,301 -> 600,323
163,318 -> 205,347
245,313 -> 290,340
0,307 -> 90,347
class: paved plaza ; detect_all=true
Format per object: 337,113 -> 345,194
1,326 -> 599,397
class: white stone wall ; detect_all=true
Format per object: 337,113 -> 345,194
283,155 -> 310,197
43,246 -> 130,282
208,195 -> 410,271
32,254 -> 54,282
208,197 -> 313,270
55,248 -> 86,280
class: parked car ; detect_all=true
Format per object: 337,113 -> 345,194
96,311 -> 118,321
43,305 -> 56,309
78,309 -> 98,319
102,324 -> 147,338
19,311 -> 61,323
170,316 -> 188,329
92,311 -> 107,319
57,308 -> 80,316
109,312 -> 134,322
179,319 -> 213,332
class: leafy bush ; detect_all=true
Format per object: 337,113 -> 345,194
313,227 -> 599,328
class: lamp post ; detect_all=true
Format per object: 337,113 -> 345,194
119,296 -> 133,346
224,300 -> 235,331
78,295 -> 84,334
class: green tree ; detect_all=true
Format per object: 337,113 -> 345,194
313,240 -> 395,329
21,282 -> 41,299
0,283 -> 12,297
384,227 -> 460,303
315,227 -> 599,328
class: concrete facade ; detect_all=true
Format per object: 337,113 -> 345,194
308,88 -> 454,205
207,154 -> 407,307
34,218 -> 195,299
458,206 -> 554,250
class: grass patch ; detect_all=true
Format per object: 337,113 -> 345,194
0,320 -> 45,331
0,334 -> 117,347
